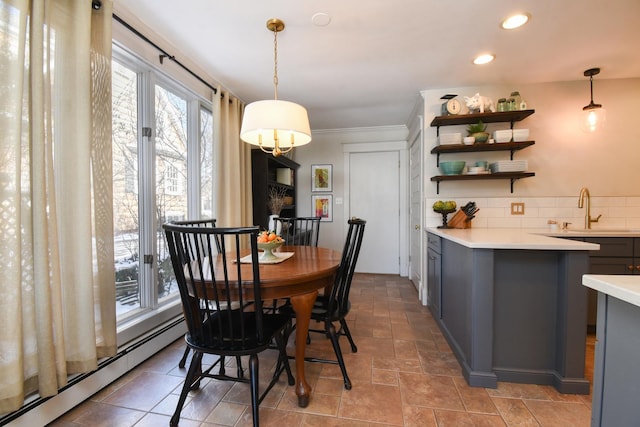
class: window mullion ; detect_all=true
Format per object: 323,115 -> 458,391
139,70 -> 158,307
187,100 -> 200,219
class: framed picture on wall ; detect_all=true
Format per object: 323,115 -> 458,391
311,164 -> 332,192
311,194 -> 333,222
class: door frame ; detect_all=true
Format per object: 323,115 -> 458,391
408,115 -> 426,304
343,141 -> 409,276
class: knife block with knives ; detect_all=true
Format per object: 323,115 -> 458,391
447,201 -> 479,229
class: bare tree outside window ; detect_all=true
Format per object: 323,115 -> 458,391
112,61 -> 141,315
154,85 -> 188,301
112,57 -> 212,318
200,107 -> 213,219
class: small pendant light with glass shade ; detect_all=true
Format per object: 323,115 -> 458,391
240,18 -> 312,157
582,67 -> 606,132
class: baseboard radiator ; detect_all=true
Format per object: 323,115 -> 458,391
1,318 -> 186,427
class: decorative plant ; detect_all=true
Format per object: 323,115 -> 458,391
466,120 -> 489,143
466,120 -> 487,135
267,186 -> 288,215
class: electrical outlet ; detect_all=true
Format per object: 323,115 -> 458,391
511,202 -> 525,215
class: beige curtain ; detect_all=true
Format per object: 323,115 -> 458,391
212,88 -> 253,227
0,0 -> 116,413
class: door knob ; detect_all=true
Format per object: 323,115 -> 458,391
415,225 -> 420,230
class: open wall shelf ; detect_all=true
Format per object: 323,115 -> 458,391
431,172 -> 535,193
430,110 -> 536,194
430,110 -> 535,129
431,141 -> 535,166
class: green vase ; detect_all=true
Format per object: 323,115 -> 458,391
471,132 -> 489,143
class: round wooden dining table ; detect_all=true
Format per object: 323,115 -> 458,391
234,245 -> 341,407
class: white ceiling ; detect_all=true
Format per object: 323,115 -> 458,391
113,0 -> 640,130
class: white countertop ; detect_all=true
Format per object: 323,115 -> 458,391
583,275 -> 640,308
427,227 -> 600,251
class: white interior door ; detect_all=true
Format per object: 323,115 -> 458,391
348,151 -> 400,274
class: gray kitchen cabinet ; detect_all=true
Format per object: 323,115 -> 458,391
427,233 -> 442,319
428,232 -> 590,394
560,236 -> 640,328
582,237 -> 638,274
591,290 -> 640,427
635,238 -> 640,273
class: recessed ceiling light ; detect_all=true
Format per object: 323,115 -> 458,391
473,54 -> 495,65
501,13 -> 530,30
312,12 -> 331,27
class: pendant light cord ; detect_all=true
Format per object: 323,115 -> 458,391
273,27 -> 279,100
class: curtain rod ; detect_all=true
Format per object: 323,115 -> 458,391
112,13 -> 221,96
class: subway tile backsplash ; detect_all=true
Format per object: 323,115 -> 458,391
426,196 -> 640,230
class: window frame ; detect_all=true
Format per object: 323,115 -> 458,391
112,44 -> 214,345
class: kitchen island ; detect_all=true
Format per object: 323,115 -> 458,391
426,228 -> 599,394
583,275 -> 640,427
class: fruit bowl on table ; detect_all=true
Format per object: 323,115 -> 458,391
257,238 -> 284,261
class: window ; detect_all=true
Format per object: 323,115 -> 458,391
124,154 -> 137,194
200,106 -> 213,218
112,46 -> 213,341
164,164 -> 181,195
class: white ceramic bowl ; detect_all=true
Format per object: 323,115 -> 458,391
257,240 -> 283,251
512,128 -> 530,142
463,136 -> 475,145
493,129 -> 512,143
439,133 -> 462,145
468,166 -> 485,174
257,239 -> 284,261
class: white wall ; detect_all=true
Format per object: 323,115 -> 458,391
421,78 -> 640,198
292,126 -> 409,252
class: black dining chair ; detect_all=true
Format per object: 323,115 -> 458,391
273,216 -> 321,247
174,220 -> 250,379
267,217 -> 322,314
174,219 -> 232,370
281,218 -> 366,390
163,222 -> 294,427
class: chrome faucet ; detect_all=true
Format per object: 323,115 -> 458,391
578,187 -> 602,229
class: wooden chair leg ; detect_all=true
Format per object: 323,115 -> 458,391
171,351 -> 203,427
326,322 -> 352,390
249,354 -> 260,427
274,332 -> 295,385
178,345 -> 190,368
218,356 -> 227,376
235,355 -> 244,378
340,319 -> 358,353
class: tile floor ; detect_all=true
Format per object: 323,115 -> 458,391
48,274 -> 595,426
